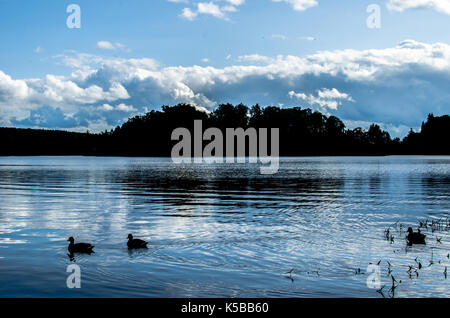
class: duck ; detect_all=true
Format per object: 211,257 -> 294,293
406,228 -> 426,245
67,237 -> 95,254
127,234 -> 148,250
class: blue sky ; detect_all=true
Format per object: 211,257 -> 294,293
1,0 -> 450,137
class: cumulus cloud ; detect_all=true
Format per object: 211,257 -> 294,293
197,2 -> 226,19
100,103 -> 136,113
2,40 -> 450,137
180,7 -> 198,20
0,70 -> 30,103
272,0 -> 318,11
387,0 -> 450,15
172,0 -> 245,21
173,0 -> 317,20
97,41 -> 129,51
173,0 -> 319,21
289,88 -> 354,110
236,54 -> 275,63
27,75 -> 130,105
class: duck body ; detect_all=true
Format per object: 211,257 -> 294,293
407,228 -> 426,245
127,234 -> 148,250
68,237 -> 95,254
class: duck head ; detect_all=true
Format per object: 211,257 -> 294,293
407,227 -> 413,234
128,234 -> 133,240
67,237 -> 75,244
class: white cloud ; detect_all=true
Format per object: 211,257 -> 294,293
175,0 -> 245,21
272,0 -> 318,11
2,40 -> 450,136
197,2 -> 226,19
226,0 -> 245,5
289,88 -> 354,110
387,0 -> 450,15
100,103 -> 136,112
0,70 -> 31,102
173,0 -> 317,21
236,54 -> 274,63
180,7 -> 198,20
97,41 -> 129,51
32,75 -> 130,104
97,41 -> 115,50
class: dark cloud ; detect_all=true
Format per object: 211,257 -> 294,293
12,106 -> 80,129
2,40 -> 450,137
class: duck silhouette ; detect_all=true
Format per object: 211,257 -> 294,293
407,228 -> 426,245
67,237 -> 95,254
127,234 -> 148,250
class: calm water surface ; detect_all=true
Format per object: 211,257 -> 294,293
0,156 -> 449,297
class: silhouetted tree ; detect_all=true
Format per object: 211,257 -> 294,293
401,114 -> 450,154
0,104 -> 447,156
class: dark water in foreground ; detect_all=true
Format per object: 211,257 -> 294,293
0,156 -> 449,298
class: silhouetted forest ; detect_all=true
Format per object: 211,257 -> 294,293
0,104 -> 448,156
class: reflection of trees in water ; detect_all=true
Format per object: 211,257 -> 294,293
353,173 -> 391,195
421,174 -> 450,212
111,164 -> 346,213
0,168 -> 81,223
0,167 -> 133,236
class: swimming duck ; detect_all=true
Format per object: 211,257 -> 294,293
67,237 -> 95,254
407,228 -> 426,245
127,234 -> 148,250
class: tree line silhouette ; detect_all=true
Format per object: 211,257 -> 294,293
0,104 -> 448,156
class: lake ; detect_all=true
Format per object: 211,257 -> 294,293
0,156 -> 449,298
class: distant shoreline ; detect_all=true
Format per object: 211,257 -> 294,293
1,154 -> 449,158
1,104 -> 449,157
